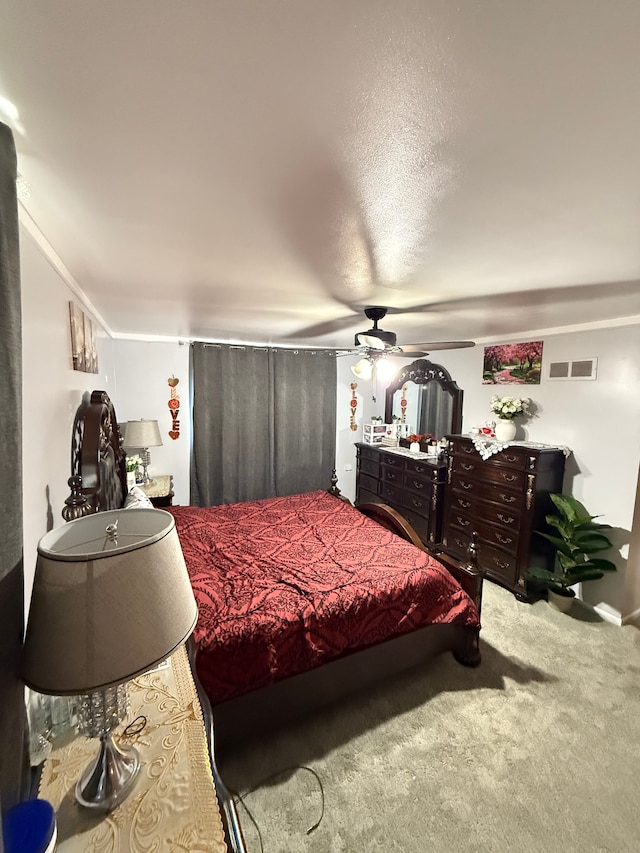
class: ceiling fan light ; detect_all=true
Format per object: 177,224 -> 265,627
351,358 -> 373,380
375,357 -> 395,381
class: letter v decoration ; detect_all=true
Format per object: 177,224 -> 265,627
167,376 -> 180,439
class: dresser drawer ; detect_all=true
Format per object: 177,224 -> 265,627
381,465 -> 403,487
358,444 -> 380,464
404,472 -> 432,498
488,446 -> 532,470
399,507 -> 431,543
480,502 -> 521,530
448,439 -> 531,471
403,489 -> 432,520
359,455 -> 380,478
445,490 -> 521,526
481,545 -> 518,585
358,473 -> 379,497
404,458 -> 440,479
449,506 -> 519,553
451,457 -> 526,490
380,481 -> 403,505
380,453 -> 403,470
442,527 -> 517,586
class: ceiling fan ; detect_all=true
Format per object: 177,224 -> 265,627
340,306 -> 475,380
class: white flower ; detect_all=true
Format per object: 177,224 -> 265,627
489,395 -> 531,421
125,454 -> 143,472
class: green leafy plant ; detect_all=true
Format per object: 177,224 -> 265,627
527,494 -> 617,596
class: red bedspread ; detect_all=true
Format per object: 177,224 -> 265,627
168,491 -> 479,703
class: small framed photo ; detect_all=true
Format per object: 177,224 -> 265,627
69,301 -> 98,373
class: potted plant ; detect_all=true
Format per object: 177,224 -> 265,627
527,493 -> 617,611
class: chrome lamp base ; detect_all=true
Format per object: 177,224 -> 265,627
75,730 -> 140,812
75,683 -> 138,812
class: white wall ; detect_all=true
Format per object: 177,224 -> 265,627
21,225 -> 116,607
112,340 -> 190,505
337,325 -> 640,622
335,356 -> 381,502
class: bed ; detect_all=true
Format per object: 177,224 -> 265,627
63,391 -> 483,751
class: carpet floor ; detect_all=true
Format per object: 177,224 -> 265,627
220,583 -> 640,852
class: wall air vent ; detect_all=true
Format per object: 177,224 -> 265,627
548,358 -> 598,381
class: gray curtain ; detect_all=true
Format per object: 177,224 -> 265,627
191,343 -> 336,505
0,122 -> 26,825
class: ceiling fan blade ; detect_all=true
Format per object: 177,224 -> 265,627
400,341 -> 476,352
281,312 -> 363,340
385,350 -> 431,358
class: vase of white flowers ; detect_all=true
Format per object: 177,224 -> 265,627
490,395 -> 530,442
125,454 -> 143,488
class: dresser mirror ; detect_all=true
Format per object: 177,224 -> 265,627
384,358 -> 463,439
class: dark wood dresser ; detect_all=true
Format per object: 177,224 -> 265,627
440,435 -> 566,600
355,443 -> 447,548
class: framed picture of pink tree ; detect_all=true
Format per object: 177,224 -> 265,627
483,341 -> 543,385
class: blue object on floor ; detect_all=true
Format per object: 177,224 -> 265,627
2,798 -> 57,853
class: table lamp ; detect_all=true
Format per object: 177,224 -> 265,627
122,419 -> 163,484
22,508 -> 198,813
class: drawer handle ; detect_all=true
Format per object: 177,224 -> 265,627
501,473 -> 517,482
504,454 -> 518,463
499,493 -> 517,503
462,446 -> 474,454
497,514 -> 515,524
457,498 -> 471,509
460,481 -> 473,490
414,465 -> 425,473
455,538 -> 466,548
495,533 -> 513,544
411,480 -> 425,490
494,558 -> 511,570
460,462 -> 474,470
411,497 -> 424,508
386,472 -> 397,481
456,516 -> 470,527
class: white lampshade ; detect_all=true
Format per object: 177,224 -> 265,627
375,357 -> 395,381
351,357 -> 373,380
122,419 -> 163,449
22,509 -> 198,695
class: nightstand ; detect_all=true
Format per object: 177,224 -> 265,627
140,474 -> 174,507
37,643 -> 232,851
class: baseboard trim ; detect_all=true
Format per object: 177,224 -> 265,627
593,603 -> 623,626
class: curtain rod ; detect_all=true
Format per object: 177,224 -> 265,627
199,343 -> 337,355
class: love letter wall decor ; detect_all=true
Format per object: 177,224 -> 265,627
167,376 -> 180,439
349,382 -> 358,431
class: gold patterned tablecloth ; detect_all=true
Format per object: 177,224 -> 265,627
140,475 -> 172,500
38,645 -> 227,852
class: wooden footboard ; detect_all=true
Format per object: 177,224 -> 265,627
357,501 -> 484,627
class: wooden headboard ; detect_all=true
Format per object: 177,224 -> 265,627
63,390 -> 127,520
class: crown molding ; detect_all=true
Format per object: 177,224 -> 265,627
18,202 -> 114,337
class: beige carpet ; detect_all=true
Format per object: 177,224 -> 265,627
221,583 -> 640,852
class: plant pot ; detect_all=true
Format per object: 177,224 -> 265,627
495,419 -> 517,442
548,588 -> 575,613
409,441 -> 420,453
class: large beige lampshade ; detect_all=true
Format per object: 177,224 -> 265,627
122,419 -> 163,448
22,509 -> 198,695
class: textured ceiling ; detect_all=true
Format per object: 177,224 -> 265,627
1,1 -> 639,348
